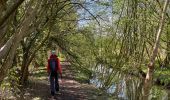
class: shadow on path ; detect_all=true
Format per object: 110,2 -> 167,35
23,65 -> 99,100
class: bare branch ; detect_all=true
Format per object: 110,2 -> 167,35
72,2 -> 100,25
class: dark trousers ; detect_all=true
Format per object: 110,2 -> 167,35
49,72 -> 59,96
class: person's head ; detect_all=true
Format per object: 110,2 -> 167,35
51,50 -> 56,55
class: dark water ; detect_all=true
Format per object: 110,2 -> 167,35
90,65 -> 170,100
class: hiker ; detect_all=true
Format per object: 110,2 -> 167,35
47,50 -> 62,98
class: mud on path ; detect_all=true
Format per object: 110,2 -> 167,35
23,64 -> 100,100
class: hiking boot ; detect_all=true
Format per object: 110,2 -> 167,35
55,91 -> 61,95
51,96 -> 55,100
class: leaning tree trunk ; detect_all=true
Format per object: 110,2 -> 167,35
19,31 -> 50,85
0,5 -> 37,84
0,0 -> 25,27
143,0 -> 169,99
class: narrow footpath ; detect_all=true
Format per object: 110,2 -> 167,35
23,63 -> 102,100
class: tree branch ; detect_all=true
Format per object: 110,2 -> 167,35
0,0 -> 25,27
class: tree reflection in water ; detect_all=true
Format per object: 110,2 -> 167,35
90,66 -> 170,100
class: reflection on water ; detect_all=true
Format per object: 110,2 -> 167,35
90,65 -> 170,100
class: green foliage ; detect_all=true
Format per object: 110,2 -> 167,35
1,0 -> 170,98
150,86 -> 167,100
154,69 -> 170,86
0,66 -> 21,98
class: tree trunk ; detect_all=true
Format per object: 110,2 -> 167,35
0,22 -> 8,47
0,0 -> 25,27
0,6 -> 37,84
19,28 -> 50,85
143,0 -> 169,99
0,32 -> 20,84
20,64 -> 29,85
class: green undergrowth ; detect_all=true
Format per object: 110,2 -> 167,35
154,68 -> 170,86
73,71 -> 115,99
140,63 -> 170,87
29,66 -> 53,80
70,65 -> 92,84
74,72 -> 90,83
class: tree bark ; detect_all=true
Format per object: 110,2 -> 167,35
0,5 -> 37,84
20,31 -> 50,85
143,0 -> 169,99
0,22 -> 8,47
0,0 -> 25,27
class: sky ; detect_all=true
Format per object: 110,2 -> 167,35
75,0 -> 113,27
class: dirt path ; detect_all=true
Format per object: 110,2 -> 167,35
23,64 -> 100,100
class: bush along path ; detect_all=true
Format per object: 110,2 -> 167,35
22,64 -> 105,100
